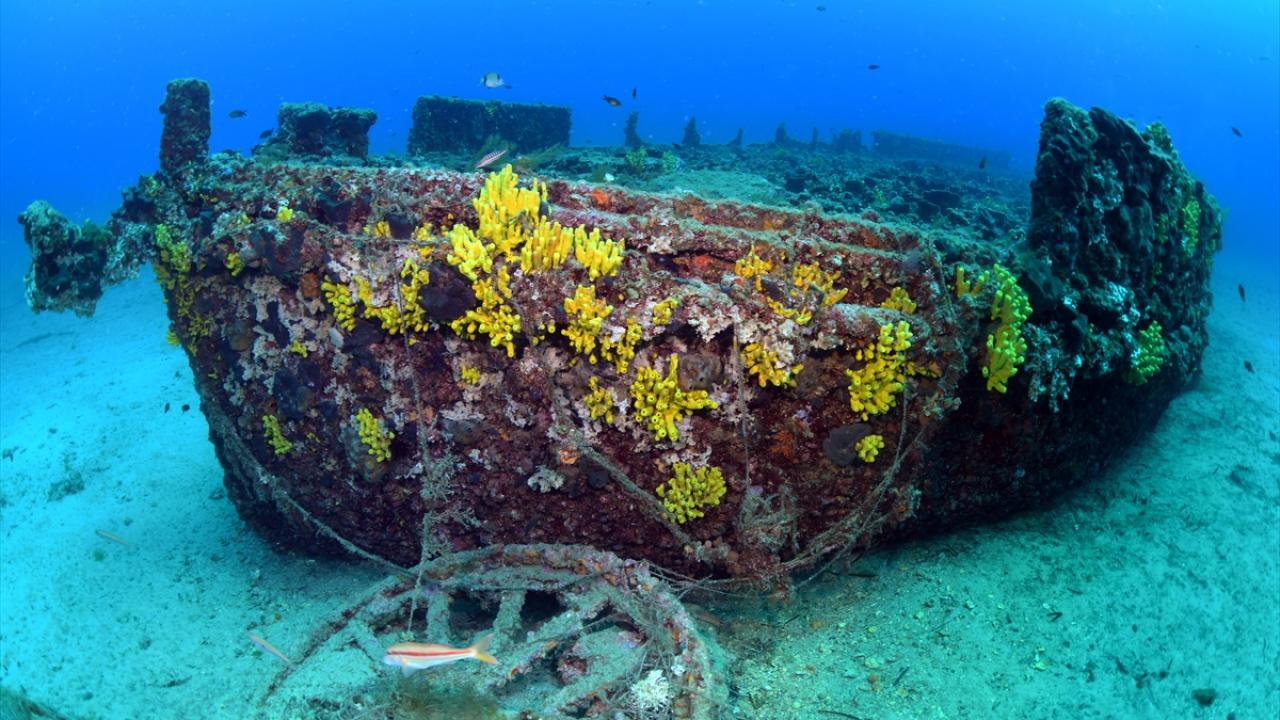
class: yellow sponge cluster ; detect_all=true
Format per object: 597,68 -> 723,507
355,408 -> 394,463
792,262 -> 849,307
563,285 -> 613,361
583,376 -> 615,423
745,259 -> 847,327
519,219 -> 574,272
598,319 -> 643,375
953,266 -> 988,298
153,224 -> 191,290
983,264 -> 1031,394
322,280 -> 357,331
880,286 -> 917,314
444,165 -> 626,357
225,250 -> 244,277
656,463 -> 726,524
651,298 -> 678,325
573,227 -> 625,280
262,414 -> 293,456
355,255 -> 432,336
734,247 -> 774,291
474,164 -> 545,258
629,356 -> 718,442
741,342 -> 802,387
451,266 -> 522,357
846,321 -> 913,421
446,223 -> 495,282
855,433 -> 885,463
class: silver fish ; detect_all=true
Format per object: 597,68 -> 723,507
480,72 -> 510,90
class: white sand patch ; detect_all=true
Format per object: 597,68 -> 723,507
0,252 -> 1274,718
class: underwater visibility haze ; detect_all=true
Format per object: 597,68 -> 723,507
0,1 -> 1277,719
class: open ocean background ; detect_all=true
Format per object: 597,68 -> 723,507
1,0 -> 1277,275
1,2 -> 1277,719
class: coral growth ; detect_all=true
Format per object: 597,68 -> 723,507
354,408 -> 394,463
880,286 -> 917,314
629,356 -> 717,442
224,250 -> 244,277
153,224 -> 190,288
321,279 -> 357,331
846,321 -> 913,421
1180,197 -> 1201,256
656,463 -> 725,524
262,414 -> 293,455
626,669 -> 673,718
983,264 -> 1031,394
583,376 -> 616,423
356,255 -> 432,335
444,165 -> 625,357
855,433 -> 885,463
954,265 -> 988,298
1125,321 -> 1167,385
734,247 -> 773,290
741,342 -> 802,388
562,285 -> 613,361
651,297 -> 678,326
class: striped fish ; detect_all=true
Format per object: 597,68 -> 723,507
383,634 -> 497,674
474,149 -> 508,170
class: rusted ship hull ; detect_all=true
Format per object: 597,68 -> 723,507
18,80 -> 1220,583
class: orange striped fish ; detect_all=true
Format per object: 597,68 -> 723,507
95,529 -> 133,547
382,634 -> 497,674
247,630 -> 292,665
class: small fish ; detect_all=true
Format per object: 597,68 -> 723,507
602,95 -> 622,107
164,402 -> 171,413
1238,283 -> 1246,301
1231,126 -> 1242,137
978,156 -> 987,170
816,5 -> 827,10
95,529 -> 133,547
181,403 -> 190,412
480,72 -> 510,89
1244,360 -> 1254,373
475,148 -> 508,170
867,64 -> 881,70
228,109 -> 247,119
383,634 -> 497,674
631,87 -> 637,100
248,630 -> 292,665
259,129 -> 273,140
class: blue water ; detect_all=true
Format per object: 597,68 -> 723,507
1,2 -> 1278,718
1,0 -> 1277,271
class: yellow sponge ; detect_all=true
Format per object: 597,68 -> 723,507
656,463 -> 726,524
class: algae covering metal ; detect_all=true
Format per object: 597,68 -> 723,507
18,79 -> 1222,586
257,544 -> 723,718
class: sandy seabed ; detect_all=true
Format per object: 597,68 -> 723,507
1,256 -> 1276,720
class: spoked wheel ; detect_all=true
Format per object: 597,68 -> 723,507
257,544 -> 723,719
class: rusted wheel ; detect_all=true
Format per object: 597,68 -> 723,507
257,544 -> 723,719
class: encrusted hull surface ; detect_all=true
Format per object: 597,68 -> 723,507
18,80 -> 1220,583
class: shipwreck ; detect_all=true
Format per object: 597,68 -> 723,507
16,75 -> 1222,717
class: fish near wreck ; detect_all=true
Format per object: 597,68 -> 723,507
16,80 -> 1223,586
383,634 -> 498,673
